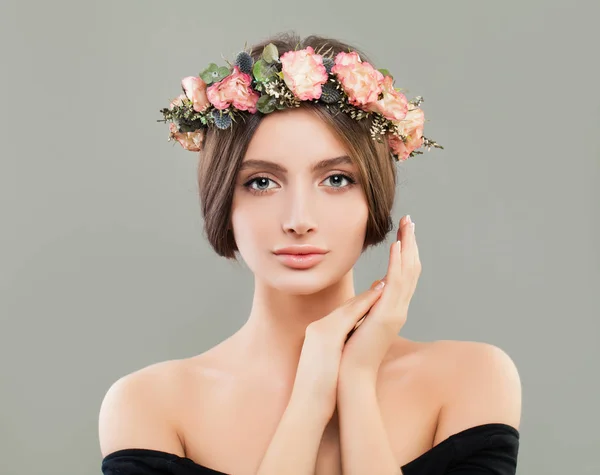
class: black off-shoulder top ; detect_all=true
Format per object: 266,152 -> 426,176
101,423 -> 519,474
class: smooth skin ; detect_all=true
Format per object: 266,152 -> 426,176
99,107 -> 522,475
340,216 -> 420,378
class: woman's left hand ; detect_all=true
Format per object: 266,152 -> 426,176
339,215 -> 422,380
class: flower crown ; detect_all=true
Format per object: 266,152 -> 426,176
159,43 -> 443,161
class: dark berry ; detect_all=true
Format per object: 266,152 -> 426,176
234,51 -> 254,75
212,110 -> 232,129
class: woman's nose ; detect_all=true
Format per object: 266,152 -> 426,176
281,188 -> 318,235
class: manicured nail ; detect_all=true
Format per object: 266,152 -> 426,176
407,214 -> 412,224
374,280 -> 386,290
397,240 -> 402,253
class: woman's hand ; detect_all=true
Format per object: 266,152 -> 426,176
339,215 -> 421,380
290,285 -> 385,422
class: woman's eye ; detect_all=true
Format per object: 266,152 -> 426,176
244,173 -> 357,194
247,177 -> 276,192
323,174 -> 353,188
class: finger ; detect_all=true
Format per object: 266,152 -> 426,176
344,313 -> 368,343
403,217 -> 417,268
398,219 -> 421,301
351,278 -> 390,336
406,217 -> 422,274
370,279 -> 384,290
387,238 -> 403,287
323,286 -> 383,333
380,238 -> 401,289
370,217 -> 409,292
376,216 -> 410,306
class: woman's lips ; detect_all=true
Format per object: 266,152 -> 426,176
274,253 -> 326,269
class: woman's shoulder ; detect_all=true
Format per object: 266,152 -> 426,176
396,338 -> 521,405
423,338 -> 517,364
425,338 -> 521,387
101,357 -> 195,403
98,358 -> 193,459
414,339 -> 522,445
389,337 -> 519,372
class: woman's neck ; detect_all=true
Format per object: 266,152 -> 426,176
228,272 -> 357,388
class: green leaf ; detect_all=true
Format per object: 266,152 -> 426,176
378,68 -> 392,78
253,59 -> 266,82
200,63 -> 219,75
266,65 -> 279,80
256,94 -> 270,107
254,57 -> 281,82
200,71 -> 214,84
262,43 -> 279,64
257,94 -> 276,114
217,66 -> 230,80
199,63 -> 220,84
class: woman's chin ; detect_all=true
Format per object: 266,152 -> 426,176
268,275 -> 334,296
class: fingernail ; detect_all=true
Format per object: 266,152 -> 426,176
374,280 -> 386,290
407,214 -> 412,224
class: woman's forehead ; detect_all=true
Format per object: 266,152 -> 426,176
245,109 -> 349,164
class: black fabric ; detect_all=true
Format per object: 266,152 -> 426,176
101,423 -> 519,475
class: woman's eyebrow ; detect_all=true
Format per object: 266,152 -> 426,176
239,155 -> 353,174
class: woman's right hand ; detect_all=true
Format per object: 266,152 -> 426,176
289,284 -> 385,421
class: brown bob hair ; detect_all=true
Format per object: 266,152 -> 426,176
198,31 -> 397,260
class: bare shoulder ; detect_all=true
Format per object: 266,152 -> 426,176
426,339 -> 522,444
98,358 -> 189,458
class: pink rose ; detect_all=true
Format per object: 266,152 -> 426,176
169,93 -> 187,110
331,51 -> 383,106
334,50 -> 362,68
181,77 -> 210,113
280,46 -> 329,101
206,66 -> 260,113
169,123 -> 205,152
387,134 -> 410,160
388,107 -> 425,159
366,75 -> 408,121
398,107 -> 425,148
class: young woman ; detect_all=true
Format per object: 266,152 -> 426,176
99,32 -> 521,475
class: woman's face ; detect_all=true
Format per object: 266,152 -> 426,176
230,107 -> 369,295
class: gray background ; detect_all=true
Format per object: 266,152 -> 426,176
1,0 -> 598,474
